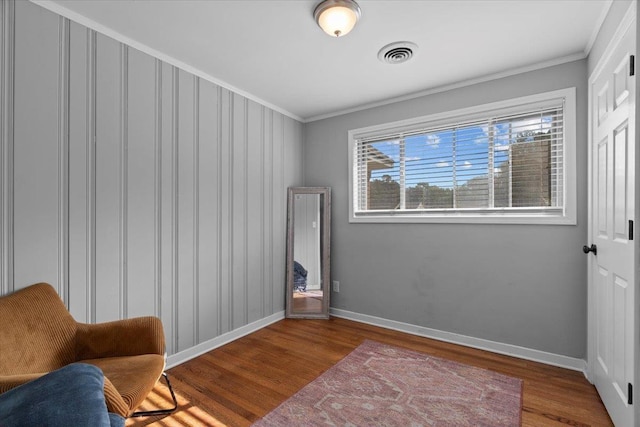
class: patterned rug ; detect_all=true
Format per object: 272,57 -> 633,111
252,340 -> 522,426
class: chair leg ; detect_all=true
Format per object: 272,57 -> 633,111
130,372 -> 178,418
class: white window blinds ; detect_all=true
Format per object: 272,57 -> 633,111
352,94 -> 569,220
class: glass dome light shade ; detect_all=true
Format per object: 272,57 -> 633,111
314,0 -> 361,37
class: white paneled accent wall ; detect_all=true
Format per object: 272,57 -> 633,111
0,0 -> 302,356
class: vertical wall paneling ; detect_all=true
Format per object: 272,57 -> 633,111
247,100 -> 263,322
12,1 -> 62,291
0,0 -> 14,295
193,77 -> 200,343
216,85 -> 226,337
197,79 -> 219,342
272,113 -> 285,311
154,58 -> 161,319
219,87 -> 232,334
119,44 -> 128,318
0,0 -> 304,359
257,106 -> 271,318
232,93 -> 247,329
159,62 -> 175,355
126,47 -> 157,318
242,97 -> 250,325
177,69 -> 196,351
263,108 -> 273,315
57,16 -> 70,304
285,116 -> 303,192
87,28 -> 97,322
94,33 -> 122,322
215,85 -> 222,337
67,21 -> 88,320
171,66 -> 179,352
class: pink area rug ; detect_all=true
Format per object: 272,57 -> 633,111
253,340 -> 522,426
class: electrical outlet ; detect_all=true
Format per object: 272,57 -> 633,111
333,280 -> 340,292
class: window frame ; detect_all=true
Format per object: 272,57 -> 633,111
348,87 -> 577,225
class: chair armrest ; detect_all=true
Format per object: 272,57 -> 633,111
75,316 -> 165,360
0,373 -> 44,394
103,376 -> 130,417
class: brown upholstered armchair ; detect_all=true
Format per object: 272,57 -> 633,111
0,282 -> 177,418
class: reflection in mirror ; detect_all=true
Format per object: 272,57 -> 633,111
285,187 -> 331,319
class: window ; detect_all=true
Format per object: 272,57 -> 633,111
348,88 -> 576,224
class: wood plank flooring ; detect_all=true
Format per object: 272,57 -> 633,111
127,317 -> 613,427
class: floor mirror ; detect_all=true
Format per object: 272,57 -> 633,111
285,187 -> 331,319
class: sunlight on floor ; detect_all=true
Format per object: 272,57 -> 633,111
126,383 -> 228,427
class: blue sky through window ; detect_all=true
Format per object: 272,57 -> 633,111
369,125 -> 489,189
368,114 -> 554,190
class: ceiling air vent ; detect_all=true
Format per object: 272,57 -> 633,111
378,42 -> 418,65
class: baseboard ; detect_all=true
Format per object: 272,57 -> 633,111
165,307 -> 587,375
166,311 -> 285,369
330,308 -> 588,374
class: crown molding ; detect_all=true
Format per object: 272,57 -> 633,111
30,0 -> 305,123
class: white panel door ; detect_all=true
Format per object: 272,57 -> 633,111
589,19 -> 636,427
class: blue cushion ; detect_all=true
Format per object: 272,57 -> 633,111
0,363 -> 124,427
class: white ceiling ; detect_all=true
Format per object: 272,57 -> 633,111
39,0 -> 610,121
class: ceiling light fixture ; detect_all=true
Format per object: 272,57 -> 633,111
314,0 -> 361,38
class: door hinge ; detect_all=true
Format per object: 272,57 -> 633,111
629,383 -> 633,405
631,55 -> 635,76
630,220 -> 634,241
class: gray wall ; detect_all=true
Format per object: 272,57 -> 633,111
304,59 -> 588,358
0,0 -> 303,356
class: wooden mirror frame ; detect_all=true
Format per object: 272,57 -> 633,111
285,187 -> 331,319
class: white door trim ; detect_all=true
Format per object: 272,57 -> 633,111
586,0 -> 637,414
587,0 -> 636,384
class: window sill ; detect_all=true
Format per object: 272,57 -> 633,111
350,209 -> 576,225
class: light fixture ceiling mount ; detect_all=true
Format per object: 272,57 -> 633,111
314,0 -> 362,38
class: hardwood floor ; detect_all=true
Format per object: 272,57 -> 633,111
127,317 -> 612,427
292,290 -> 323,313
